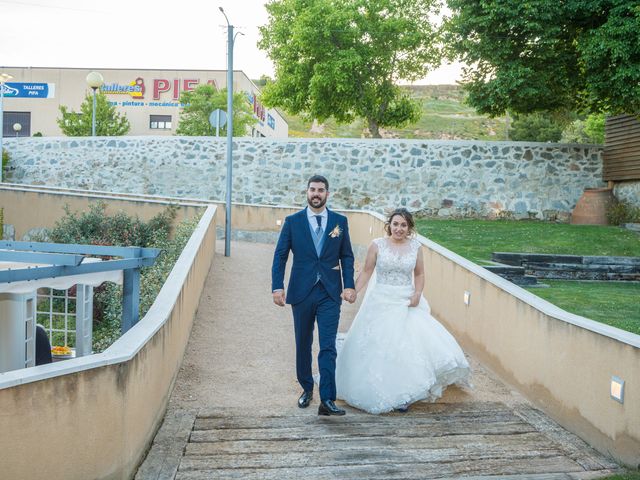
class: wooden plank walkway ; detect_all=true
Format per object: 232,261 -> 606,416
135,242 -> 622,480
169,402 -> 618,480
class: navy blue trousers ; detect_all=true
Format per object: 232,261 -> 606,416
291,282 -> 340,401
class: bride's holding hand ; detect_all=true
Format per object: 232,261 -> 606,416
336,208 -> 470,414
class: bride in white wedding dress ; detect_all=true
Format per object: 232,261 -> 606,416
335,208 -> 470,414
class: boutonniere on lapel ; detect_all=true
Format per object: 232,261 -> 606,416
329,225 -> 342,238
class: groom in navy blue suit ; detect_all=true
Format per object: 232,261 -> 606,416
272,175 -> 356,416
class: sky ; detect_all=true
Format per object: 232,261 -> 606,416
0,0 -> 463,84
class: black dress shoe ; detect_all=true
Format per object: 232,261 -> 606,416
298,390 -> 313,408
318,399 -> 346,416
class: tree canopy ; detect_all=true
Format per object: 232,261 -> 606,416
509,113 -> 564,142
176,85 -> 256,136
445,0 -> 640,117
57,91 -> 130,136
258,0 -> 443,137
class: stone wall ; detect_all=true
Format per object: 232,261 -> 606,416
613,181 -> 640,208
3,136 -> 604,219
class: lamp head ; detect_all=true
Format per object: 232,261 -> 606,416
219,6 -> 230,25
86,71 -> 104,90
0,73 -> 13,83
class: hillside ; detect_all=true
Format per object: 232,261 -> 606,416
280,85 -> 509,140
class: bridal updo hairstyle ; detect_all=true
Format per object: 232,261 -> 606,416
384,208 -> 415,237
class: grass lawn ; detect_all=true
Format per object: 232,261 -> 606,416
528,281 -> 640,334
415,219 -> 640,331
599,474 -> 640,480
416,219 -> 640,265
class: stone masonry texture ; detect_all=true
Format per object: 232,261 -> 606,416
3,137 -> 606,218
614,181 -> 640,208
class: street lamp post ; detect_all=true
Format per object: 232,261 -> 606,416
86,71 -> 104,137
12,123 -> 21,137
219,7 -> 236,257
0,73 -> 13,183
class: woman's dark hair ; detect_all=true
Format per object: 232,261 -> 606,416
384,208 -> 415,237
307,175 -> 329,190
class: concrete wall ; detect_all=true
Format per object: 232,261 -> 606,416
3,136 -> 604,219
0,191 -> 217,480
0,183 -> 208,240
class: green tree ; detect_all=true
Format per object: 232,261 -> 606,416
561,119 -> 590,143
510,113 -> 563,142
583,114 -> 605,144
258,0 -> 443,138
445,0 -> 640,117
176,85 -> 256,136
561,113 -> 606,144
57,91 -> 130,136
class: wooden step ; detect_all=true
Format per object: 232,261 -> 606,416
172,404 -> 620,480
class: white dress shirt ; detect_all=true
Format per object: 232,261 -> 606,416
307,207 -> 328,233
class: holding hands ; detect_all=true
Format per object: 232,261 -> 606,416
272,289 -> 286,307
409,291 -> 421,308
342,288 -> 357,304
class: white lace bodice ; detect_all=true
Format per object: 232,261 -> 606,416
373,237 -> 420,286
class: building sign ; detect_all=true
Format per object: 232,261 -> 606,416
1,82 -> 55,98
247,93 -> 266,123
153,78 -> 203,100
101,76 -> 218,101
102,78 -> 145,98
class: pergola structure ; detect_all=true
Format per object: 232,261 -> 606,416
0,241 -> 161,333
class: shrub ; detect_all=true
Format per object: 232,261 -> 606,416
92,215 -> 201,351
47,201 -> 177,246
1,148 -> 9,174
607,200 -> 640,226
561,113 -> 605,144
36,201 -> 195,352
510,113 -> 563,142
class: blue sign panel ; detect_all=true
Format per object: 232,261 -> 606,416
0,82 -> 55,99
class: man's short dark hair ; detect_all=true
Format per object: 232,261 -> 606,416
307,175 -> 329,190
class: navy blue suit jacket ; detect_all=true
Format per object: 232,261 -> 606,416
272,208 -> 355,305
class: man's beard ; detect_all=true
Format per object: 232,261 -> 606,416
307,195 -> 326,208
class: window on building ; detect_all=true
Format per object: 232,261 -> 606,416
149,115 -> 172,130
2,111 -> 31,137
251,127 -> 266,138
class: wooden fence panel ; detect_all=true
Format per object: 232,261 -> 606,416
604,115 -> 640,181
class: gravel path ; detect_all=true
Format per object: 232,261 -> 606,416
168,241 -> 531,414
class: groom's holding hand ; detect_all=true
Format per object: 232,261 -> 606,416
272,175 -> 356,416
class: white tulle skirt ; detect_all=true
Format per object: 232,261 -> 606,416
335,282 -> 470,414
